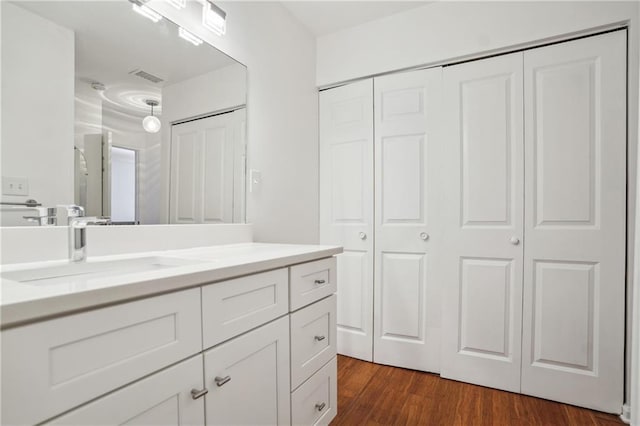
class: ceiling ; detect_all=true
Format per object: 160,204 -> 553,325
281,1 -> 431,36
15,1 -> 240,114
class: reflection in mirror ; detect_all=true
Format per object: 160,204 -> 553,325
1,1 -> 247,226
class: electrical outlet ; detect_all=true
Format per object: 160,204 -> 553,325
2,177 -> 29,196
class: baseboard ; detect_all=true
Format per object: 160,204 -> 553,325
620,403 -> 631,424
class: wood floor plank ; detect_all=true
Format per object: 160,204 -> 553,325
331,355 -> 623,426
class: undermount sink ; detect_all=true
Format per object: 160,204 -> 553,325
1,256 -> 206,285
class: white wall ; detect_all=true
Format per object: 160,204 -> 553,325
0,3 -> 74,224
316,0 -> 640,413
148,0 -> 318,244
317,1 -> 638,87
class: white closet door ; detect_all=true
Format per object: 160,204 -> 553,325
440,52 -> 524,392
521,30 -> 626,413
319,80 -> 374,362
373,68 -> 442,372
170,112 -> 236,224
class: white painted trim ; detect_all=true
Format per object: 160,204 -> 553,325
633,125 -> 640,426
630,43 -> 640,424
621,403 -> 631,424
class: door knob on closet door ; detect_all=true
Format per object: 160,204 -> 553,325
419,232 -> 429,241
359,232 -> 367,240
510,237 -> 520,245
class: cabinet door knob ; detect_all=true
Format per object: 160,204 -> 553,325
314,279 -> 326,285
315,402 -> 326,412
314,335 -> 326,342
359,232 -> 367,240
419,232 -> 429,241
215,376 -> 231,387
510,236 -> 520,245
190,388 -> 208,400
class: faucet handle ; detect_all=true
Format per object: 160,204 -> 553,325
57,204 -> 85,225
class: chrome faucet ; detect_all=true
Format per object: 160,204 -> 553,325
59,205 -> 111,262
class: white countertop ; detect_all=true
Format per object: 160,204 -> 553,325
0,243 -> 342,329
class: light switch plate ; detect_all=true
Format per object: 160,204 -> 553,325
249,169 -> 262,193
2,177 -> 29,196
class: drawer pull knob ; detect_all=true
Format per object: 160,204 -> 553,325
190,388 -> 208,400
315,402 -> 326,412
215,376 -> 231,387
314,279 -> 326,285
314,335 -> 326,342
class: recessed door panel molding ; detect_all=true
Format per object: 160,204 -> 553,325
320,79 -> 374,362
201,126 -> 230,223
440,51 -> 524,393
459,257 -> 513,360
532,260 -> 597,373
380,86 -> 425,120
335,250 -> 368,334
521,30 -> 626,413
373,68 -> 442,373
381,134 -> 425,223
329,139 -> 366,223
460,74 -> 514,228
380,251 -> 425,341
532,59 -> 599,228
173,130 -> 199,223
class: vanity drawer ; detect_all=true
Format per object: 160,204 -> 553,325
291,356 -> 337,426
1,288 -> 202,426
289,257 -> 337,311
290,294 -> 337,389
202,268 -> 288,349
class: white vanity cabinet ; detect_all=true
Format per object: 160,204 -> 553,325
0,252 -> 339,426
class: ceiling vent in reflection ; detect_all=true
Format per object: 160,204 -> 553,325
129,69 -> 164,84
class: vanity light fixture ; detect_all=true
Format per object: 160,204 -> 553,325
202,1 -> 226,36
132,3 -> 162,23
178,27 -> 203,46
142,100 -> 161,133
166,0 -> 186,10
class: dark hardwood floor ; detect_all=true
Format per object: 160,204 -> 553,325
331,355 -> 623,426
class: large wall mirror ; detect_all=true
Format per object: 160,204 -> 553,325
1,1 -> 247,226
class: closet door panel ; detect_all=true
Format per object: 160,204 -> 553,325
521,30 -> 626,413
440,52 -> 524,392
373,68 -> 442,372
320,80 -> 374,361
170,128 -> 199,223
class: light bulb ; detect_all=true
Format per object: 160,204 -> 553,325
203,2 -> 226,36
143,115 -> 161,133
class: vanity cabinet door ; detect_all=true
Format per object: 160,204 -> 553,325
203,316 -> 291,426
48,355 -> 206,425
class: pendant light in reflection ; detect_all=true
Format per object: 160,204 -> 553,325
143,100 -> 161,133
